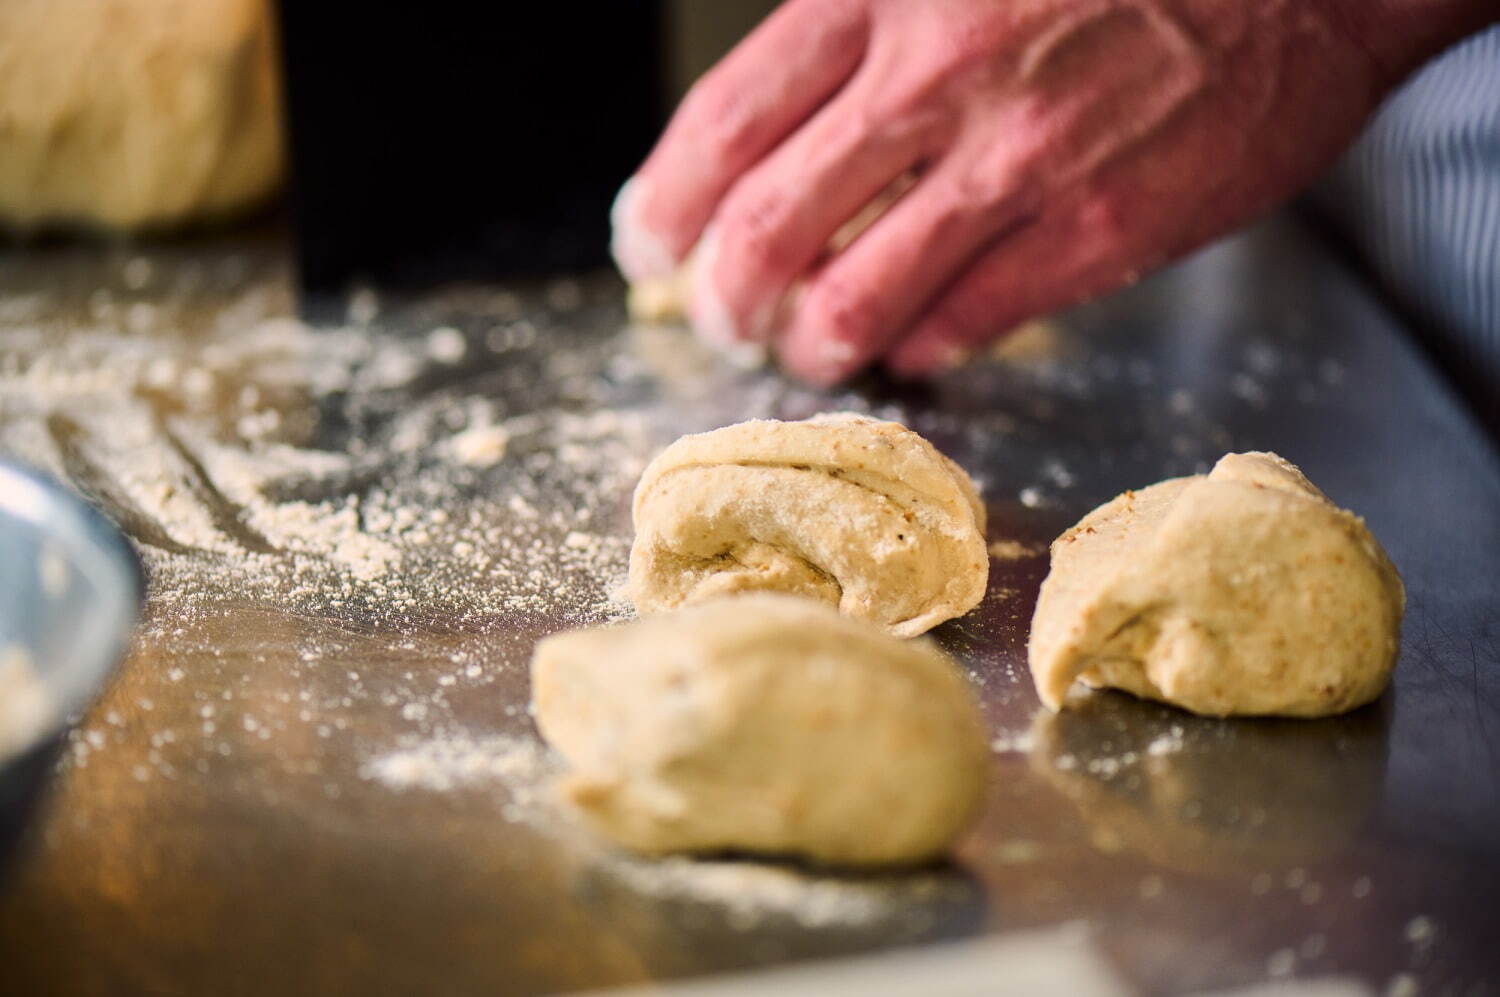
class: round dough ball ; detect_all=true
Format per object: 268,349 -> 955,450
530,594 -> 989,866
1029,452 -> 1404,718
0,0 -> 285,232
627,414 -> 989,638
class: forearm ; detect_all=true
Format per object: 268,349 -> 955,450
1329,0 -> 1500,87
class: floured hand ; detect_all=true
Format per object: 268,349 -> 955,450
611,0 -> 1391,383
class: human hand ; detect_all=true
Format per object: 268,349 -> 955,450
611,0 -> 1389,383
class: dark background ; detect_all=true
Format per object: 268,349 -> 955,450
275,3 -> 667,294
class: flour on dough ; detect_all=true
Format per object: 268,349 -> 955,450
627,414 -> 989,637
1029,452 -> 1403,717
531,593 -> 989,866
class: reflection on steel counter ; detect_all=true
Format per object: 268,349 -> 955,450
1029,693 -> 1387,875
0,461 -> 142,880
0,214 -> 1497,993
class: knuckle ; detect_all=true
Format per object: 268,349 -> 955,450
928,160 -> 1034,239
951,148 -> 1032,210
861,30 -> 998,134
863,68 -> 928,122
863,41 -> 973,124
682,85 -> 765,169
880,4 -> 1006,78
1075,193 -> 1136,252
720,190 -> 795,274
865,88 -> 955,148
808,274 -> 880,343
823,99 -> 885,156
936,20 -> 1007,76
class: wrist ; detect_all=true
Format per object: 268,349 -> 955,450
1322,0 -> 1500,88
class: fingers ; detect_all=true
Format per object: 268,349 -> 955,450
775,146 -> 1041,385
690,84 -> 941,346
883,192 -> 1157,377
611,0 -> 871,281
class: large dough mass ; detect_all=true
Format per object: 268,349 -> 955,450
627,414 -> 989,637
531,594 -> 989,866
0,0 -> 284,232
1029,452 -> 1403,717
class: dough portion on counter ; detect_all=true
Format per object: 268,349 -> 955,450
531,594 -> 989,866
1029,452 -> 1404,718
627,414 -> 989,637
0,0 -> 284,232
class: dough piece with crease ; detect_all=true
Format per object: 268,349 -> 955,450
627,414 -> 989,637
1029,452 -> 1404,718
530,594 -> 989,866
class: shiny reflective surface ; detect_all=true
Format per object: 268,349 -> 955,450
0,216 -> 1496,994
0,461 -> 142,722
0,460 -> 142,876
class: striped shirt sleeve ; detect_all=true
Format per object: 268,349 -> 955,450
1311,24 -> 1500,433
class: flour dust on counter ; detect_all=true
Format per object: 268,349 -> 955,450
5,218 -> 1489,995
358,699 -> 979,936
362,734 -> 549,796
592,853 -> 977,934
0,273 -> 646,631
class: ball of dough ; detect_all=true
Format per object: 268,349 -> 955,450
0,0 -> 285,232
530,594 -> 989,866
1029,452 -> 1404,718
626,414 -> 989,637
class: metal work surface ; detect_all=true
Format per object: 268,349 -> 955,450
0,216 -> 1496,995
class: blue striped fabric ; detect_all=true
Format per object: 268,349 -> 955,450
1313,24 -> 1500,433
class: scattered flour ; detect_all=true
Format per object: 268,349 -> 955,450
990,730 -> 1036,754
600,854 -> 963,931
362,734 -> 545,794
1147,725 -> 1187,757
1403,915 -> 1436,946
988,539 -> 1042,561
360,727 -> 971,932
1,304 -> 643,628
448,423 -> 510,467
425,326 -> 467,364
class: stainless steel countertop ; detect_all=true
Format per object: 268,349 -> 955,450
0,215 -> 1496,995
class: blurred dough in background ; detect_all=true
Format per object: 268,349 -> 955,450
0,0 -> 285,233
